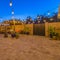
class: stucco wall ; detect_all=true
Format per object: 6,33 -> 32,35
11,25 -> 24,32
0,22 -> 60,36
45,22 -> 60,36
25,24 -> 33,35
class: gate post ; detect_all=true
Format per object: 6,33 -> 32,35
45,22 -> 49,37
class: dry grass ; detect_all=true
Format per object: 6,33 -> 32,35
0,34 -> 60,60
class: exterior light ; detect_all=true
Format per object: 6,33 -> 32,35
48,11 -> 50,15
10,1 -> 12,7
12,10 -> 14,15
48,12 -> 50,15
12,10 -> 14,19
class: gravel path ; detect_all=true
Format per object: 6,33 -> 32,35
0,35 -> 60,60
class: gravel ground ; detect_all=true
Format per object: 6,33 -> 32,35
0,34 -> 60,60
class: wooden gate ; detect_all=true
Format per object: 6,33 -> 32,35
33,24 -> 45,36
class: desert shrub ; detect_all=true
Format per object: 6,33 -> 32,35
55,33 -> 60,40
15,32 -> 19,39
8,32 -> 11,34
20,30 -> 24,34
49,26 -> 60,40
49,26 -> 55,38
23,26 -> 30,35
24,32 -> 29,35
20,26 -> 30,35
4,32 -> 8,38
0,31 -> 4,34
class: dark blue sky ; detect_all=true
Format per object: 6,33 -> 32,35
0,0 -> 60,20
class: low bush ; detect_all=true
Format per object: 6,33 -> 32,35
24,32 -> 30,35
15,32 -> 19,39
4,32 -> 8,38
51,32 -> 60,40
49,26 -> 56,38
20,30 -> 24,34
55,33 -> 60,40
